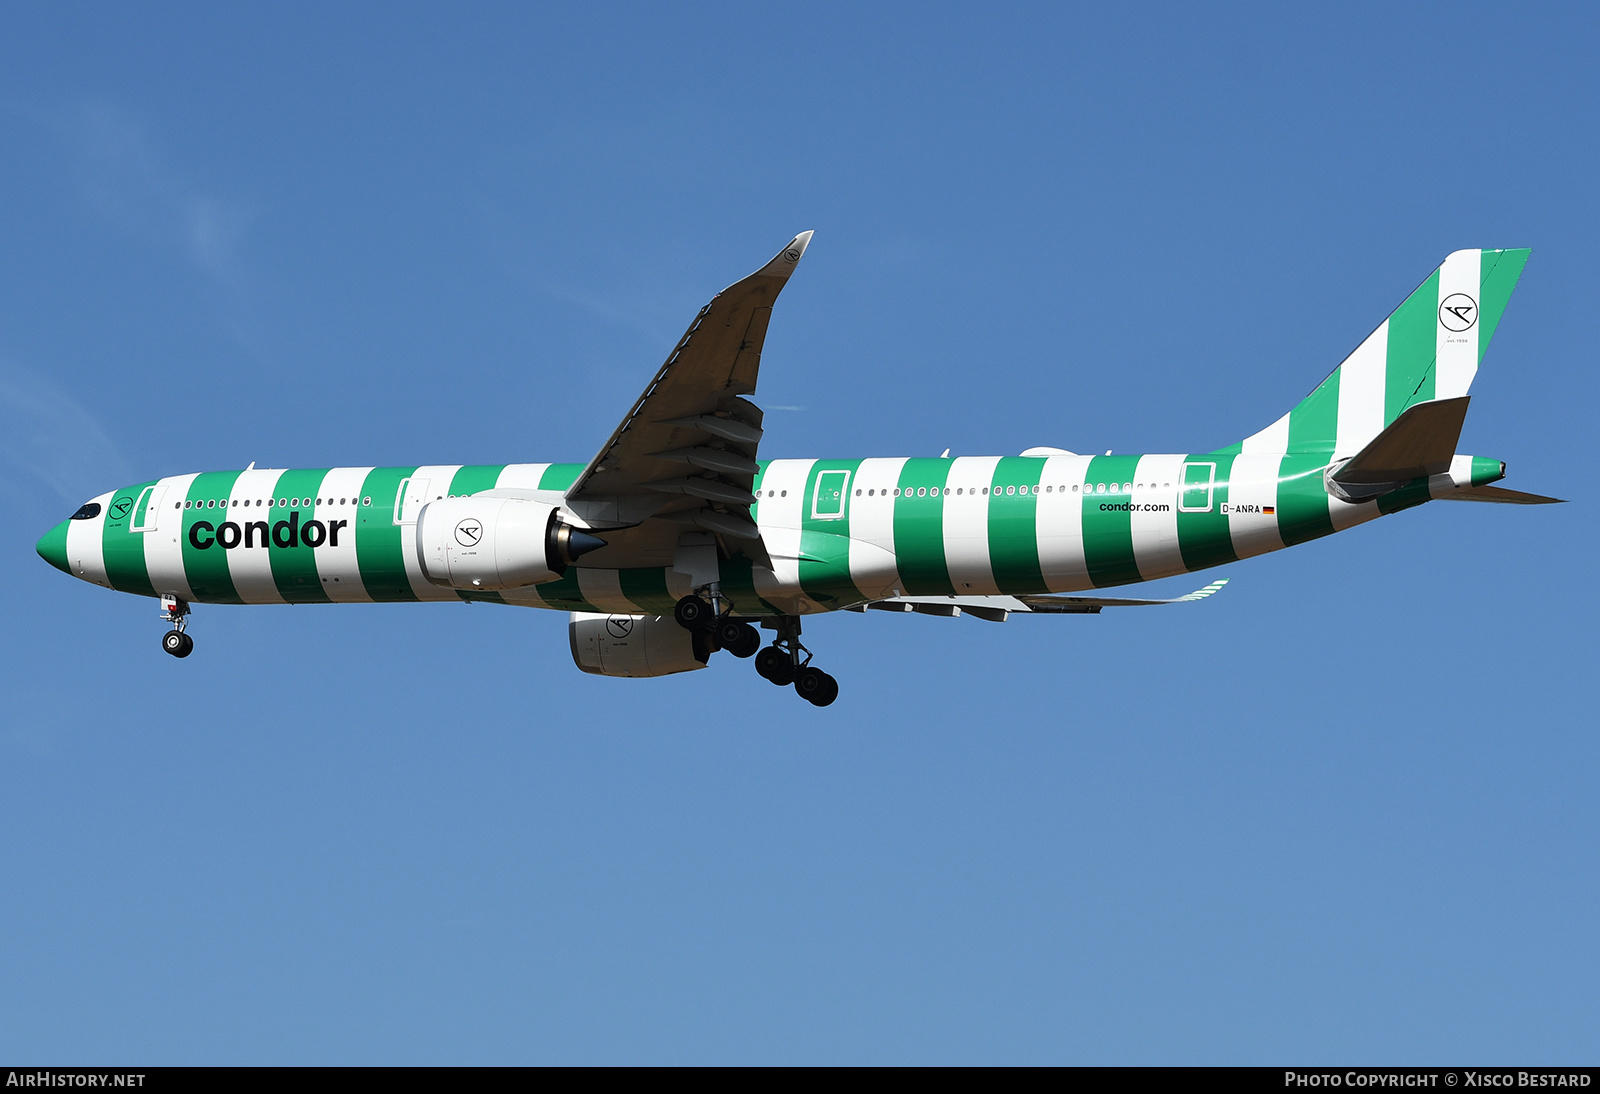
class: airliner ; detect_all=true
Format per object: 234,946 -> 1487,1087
36,234 -> 1558,706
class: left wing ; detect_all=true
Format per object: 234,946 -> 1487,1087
848,580 -> 1230,622
559,231 -> 813,570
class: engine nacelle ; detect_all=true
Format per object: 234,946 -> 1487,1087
416,496 -> 603,591
568,612 -> 709,678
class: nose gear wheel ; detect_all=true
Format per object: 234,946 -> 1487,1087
159,595 -> 194,658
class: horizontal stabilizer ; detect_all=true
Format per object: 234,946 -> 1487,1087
848,579 -> 1228,622
1333,396 -> 1471,485
1436,485 -> 1566,505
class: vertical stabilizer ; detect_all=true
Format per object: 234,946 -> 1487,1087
1226,248 -> 1530,458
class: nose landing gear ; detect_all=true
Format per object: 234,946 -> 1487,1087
160,595 -> 193,658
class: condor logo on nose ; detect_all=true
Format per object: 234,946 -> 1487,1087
188,510 -> 348,550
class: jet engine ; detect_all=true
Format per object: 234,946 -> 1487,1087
568,612 -> 708,678
416,496 -> 605,591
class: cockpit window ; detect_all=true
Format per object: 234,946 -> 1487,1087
70,502 -> 102,521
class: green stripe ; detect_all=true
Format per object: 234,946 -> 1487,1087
355,467 -> 419,602
1377,478 -> 1432,516
1286,368 -> 1339,456
893,458 -> 954,595
619,566 -> 675,614
717,554 -> 765,616
180,472 -> 245,603
101,481 -> 157,597
1176,453 -> 1238,572
798,459 -> 860,605
1477,249 -> 1531,363
130,486 -> 155,528
1469,457 -> 1505,487
1275,454 -> 1335,547
37,520 -> 71,575
987,457 -> 1046,594
449,464 -> 506,497
539,463 -> 583,491
266,469 -> 333,603
1384,270 -> 1440,423
1081,456 -> 1142,588
530,568 -> 599,611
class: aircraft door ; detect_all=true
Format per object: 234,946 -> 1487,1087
394,477 -> 431,525
1179,462 -> 1215,512
810,469 -> 850,520
131,484 -> 167,531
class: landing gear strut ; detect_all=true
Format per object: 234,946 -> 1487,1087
757,616 -> 838,706
160,595 -> 193,659
676,593 -> 837,704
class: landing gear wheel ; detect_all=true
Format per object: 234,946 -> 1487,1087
673,595 -> 714,632
793,666 -> 838,707
717,620 -> 761,658
754,645 -> 794,685
162,630 -> 193,658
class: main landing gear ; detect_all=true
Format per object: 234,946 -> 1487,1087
160,595 -> 193,659
756,615 -> 838,707
672,594 -> 838,706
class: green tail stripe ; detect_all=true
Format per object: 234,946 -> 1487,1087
1385,269 -> 1441,422
1478,249 -> 1531,363
1276,454 -> 1336,547
1377,478 -> 1433,516
1287,368 -> 1341,456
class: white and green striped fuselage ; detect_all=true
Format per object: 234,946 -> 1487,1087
38,244 -> 1543,671
41,450 -> 1506,617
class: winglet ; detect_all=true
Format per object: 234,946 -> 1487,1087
754,230 -> 814,280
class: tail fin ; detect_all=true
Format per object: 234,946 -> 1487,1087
1226,248 -> 1530,459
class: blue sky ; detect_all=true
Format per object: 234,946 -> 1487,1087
2,3 -> 1596,1064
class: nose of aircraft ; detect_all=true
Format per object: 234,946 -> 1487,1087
36,520 -> 72,575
